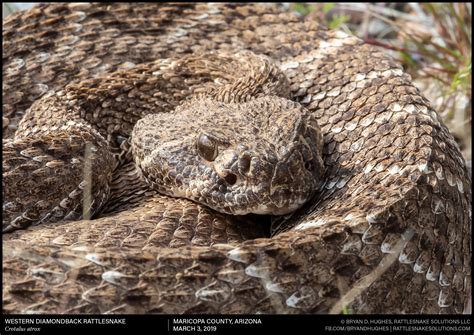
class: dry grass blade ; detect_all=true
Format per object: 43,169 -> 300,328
82,142 -> 92,220
329,229 -> 415,314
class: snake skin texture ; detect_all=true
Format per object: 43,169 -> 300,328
2,3 -> 471,314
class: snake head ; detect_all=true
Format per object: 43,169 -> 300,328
132,96 -> 324,215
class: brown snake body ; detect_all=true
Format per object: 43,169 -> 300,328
2,3 -> 471,314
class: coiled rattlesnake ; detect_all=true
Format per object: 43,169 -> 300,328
2,3 -> 471,314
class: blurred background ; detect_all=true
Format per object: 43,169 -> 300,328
3,2 -> 35,18
3,3 -> 471,164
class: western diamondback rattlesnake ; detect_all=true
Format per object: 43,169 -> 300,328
2,3 -> 471,314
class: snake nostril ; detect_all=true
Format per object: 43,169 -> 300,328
239,153 -> 251,175
224,173 -> 237,185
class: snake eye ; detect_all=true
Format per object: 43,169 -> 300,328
197,134 -> 218,161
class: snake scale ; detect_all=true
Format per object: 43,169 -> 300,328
2,3 -> 471,314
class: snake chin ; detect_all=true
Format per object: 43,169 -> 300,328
233,194 -> 311,216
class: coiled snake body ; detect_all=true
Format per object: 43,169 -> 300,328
2,3 -> 471,314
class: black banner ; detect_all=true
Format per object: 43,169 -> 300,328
1,314 -> 472,334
